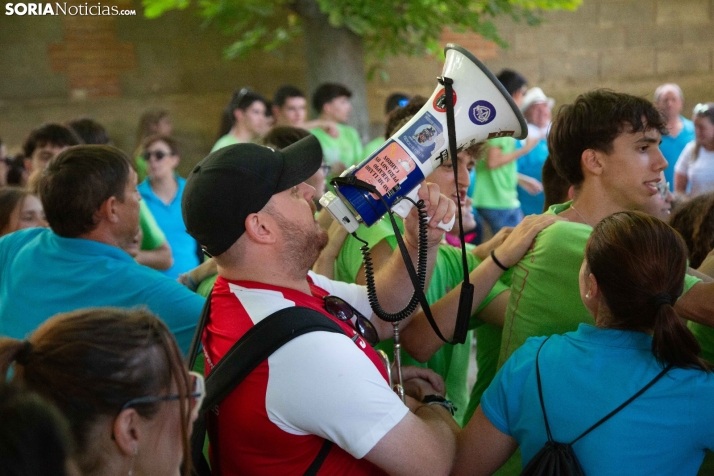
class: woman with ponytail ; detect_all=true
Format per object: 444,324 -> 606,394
453,211 -> 714,476
0,308 -> 201,476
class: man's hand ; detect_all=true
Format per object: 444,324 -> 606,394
492,214 -> 560,268
404,182 -> 456,248
517,174 -> 543,195
401,365 -> 445,399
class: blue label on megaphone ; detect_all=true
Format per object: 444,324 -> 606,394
398,112 -> 445,164
468,100 -> 496,125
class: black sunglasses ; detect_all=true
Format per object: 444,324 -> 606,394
142,150 -> 170,161
324,296 -> 379,346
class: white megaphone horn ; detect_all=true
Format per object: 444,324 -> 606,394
320,43 -> 528,232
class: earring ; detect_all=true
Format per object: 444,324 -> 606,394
128,447 -> 137,476
585,293 -> 590,299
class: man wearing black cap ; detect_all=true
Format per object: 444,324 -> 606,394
183,136 -> 459,475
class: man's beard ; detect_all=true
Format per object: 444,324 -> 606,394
267,208 -> 329,280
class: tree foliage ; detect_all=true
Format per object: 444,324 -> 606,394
143,0 -> 581,63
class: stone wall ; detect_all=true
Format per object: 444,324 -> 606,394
1,0 -> 713,174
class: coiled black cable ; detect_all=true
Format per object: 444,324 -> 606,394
352,197 -> 429,323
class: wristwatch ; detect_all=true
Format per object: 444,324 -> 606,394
421,394 -> 457,416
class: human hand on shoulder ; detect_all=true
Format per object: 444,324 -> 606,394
491,214 -> 562,269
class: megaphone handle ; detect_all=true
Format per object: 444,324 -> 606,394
392,185 -> 455,232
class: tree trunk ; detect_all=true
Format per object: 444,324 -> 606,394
294,0 -> 369,141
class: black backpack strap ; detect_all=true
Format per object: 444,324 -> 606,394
303,439 -> 334,476
187,288 -> 212,369
569,363 -> 673,446
190,305 -> 345,476
534,337 -> 554,443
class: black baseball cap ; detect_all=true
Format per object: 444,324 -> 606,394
182,135 -> 323,256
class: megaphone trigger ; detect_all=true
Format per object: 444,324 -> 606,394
391,185 -> 455,232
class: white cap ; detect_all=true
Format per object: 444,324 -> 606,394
521,87 -> 555,112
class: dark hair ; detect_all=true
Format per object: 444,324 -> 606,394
68,118 -> 110,145
385,96 -> 428,138
38,145 -> 130,238
142,134 -> 180,156
0,382 -> 75,476
670,193 -> 714,268
385,92 -> 410,115
586,211 -> 709,371
0,308 -> 192,476
312,83 -> 352,113
273,85 -> 305,108
22,124 -> 80,158
496,69 -> 527,96
549,90 -> 667,186
261,126 -> 311,150
5,155 -> 27,186
542,157 -> 571,211
217,89 -> 268,138
135,108 -> 169,151
0,187 -> 32,236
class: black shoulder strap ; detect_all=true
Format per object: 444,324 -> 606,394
190,298 -> 344,476
187,289 -> 211,369
569,363 -> 672,445
535,337 -> 673,446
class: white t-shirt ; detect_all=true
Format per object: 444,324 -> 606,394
674,141 -> 714,196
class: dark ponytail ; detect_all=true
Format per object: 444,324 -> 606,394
586,211 -> 710,371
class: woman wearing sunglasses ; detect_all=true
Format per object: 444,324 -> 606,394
675,102 -> 714,197
0,308 -> 201,476
138,135 -> 202,280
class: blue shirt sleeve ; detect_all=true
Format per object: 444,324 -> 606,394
480,336 -> 546,436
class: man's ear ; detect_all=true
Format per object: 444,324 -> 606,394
24,157 -> 33,173
98,196 -> 119,224
581,149 -> 603,177
233,109 -> 243,125
112,409 -> 140,457
243,212 -> 277,245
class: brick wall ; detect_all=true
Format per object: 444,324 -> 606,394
1,0 -> 713,172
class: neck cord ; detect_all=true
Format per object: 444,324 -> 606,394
570,203 -> 592,227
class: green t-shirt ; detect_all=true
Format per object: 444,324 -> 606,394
472,137 -> 519,210
336,217 -> 508,426
210,134 -> 240,153
363,136 -> 385,159
139,200 -> 166,251
135,155 -> 148,183
197,273 -> 218,298
499,201 -> 703,368
689,322 -> 714,365
310,124 -> 363,168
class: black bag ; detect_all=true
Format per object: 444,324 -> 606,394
521,338 -> 672,476
186,292 -> 346,476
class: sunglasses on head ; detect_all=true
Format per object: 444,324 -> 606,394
323,296 -> 379,346
142,150 -> 171,161
655,181 -> 670,198
119,371 -> 205,414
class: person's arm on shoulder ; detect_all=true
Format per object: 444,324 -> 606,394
697,250 -> 714,278
178,258 -> 218,291
137,202 -> 173,271
304,119 -> 340,138
471,227 -> 513,261
674,172 -> 689,196
401,214 -> 558,362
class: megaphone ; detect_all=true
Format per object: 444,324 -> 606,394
320,43 -> 528,232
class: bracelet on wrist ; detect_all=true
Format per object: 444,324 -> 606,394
186,274 -> 198,291
490,249 -> 510,271
421,394 -> 457,416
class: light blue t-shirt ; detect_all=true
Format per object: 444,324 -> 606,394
660,116 -> 695,185
482,324 -> 714,475
0,228 -> 204,354
516,138 -> 548,216
138,177 -> 200,279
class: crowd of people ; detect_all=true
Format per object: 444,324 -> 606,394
1,77 -> 714,476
